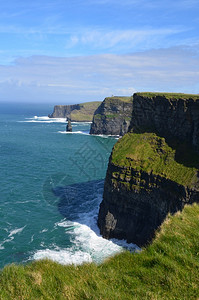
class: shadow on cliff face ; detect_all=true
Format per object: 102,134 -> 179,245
130,128 -> 199,169
170,140 -> 199,169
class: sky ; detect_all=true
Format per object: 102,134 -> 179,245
0,0 -> 199,103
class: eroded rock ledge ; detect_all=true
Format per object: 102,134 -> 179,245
98,131 -> 199,247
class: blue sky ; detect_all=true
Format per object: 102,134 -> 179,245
0,0 -> 199,103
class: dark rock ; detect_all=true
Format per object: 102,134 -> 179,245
90,96 -> 133,136
66,119 -> 72,132
98,159 -> 199,247
49,104 -> 80,119
130,93 -> 199,152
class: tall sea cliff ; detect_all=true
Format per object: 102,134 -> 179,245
98,93 -> 199,246
49,101 -> 101,122
90,96 -> 133,136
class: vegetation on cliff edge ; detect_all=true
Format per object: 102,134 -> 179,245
0,203 -> 198,299
104,96 -> 133,103
136,92 -> 199,100
70,101 -> 101,121
112,132 -> 199,187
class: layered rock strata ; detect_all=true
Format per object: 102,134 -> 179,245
90,96 -> 133,136
130,92 -> 199,151
98,132 -> 199,247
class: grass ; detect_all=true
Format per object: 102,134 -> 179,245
70,101 -> 101,121
0,203 -> 199,299
136,92 -> 199,100
111,132 -> 199,187
105,96 -> 133,103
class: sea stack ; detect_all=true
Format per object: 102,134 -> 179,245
66,119 -> 72,132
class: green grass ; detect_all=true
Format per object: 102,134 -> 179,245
105,96 -> 133,103
136,92 -> 199,100
0,203 -> 199,299
111,132 -> 199,187
70,101 -> 101,121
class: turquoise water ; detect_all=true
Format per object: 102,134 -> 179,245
0,102 -> 137,269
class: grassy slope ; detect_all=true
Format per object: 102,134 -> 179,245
104,96 -> 133,103
136,92 -> 199,100
70,101 -> 101,121
111,132 -> 199,187
0,204 -> 199,299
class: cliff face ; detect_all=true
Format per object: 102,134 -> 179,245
49,104 -> 80,118
130,93 -> 199,151
98,117 -> 199,246
49,101 -> 101,122
90,96 -> 133,136
98,161 -> 199,246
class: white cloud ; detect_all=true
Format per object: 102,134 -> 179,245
0,46 -> 198,103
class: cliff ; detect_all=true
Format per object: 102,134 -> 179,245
130,92 -> 199,151
98,93 -> 199,247
49,101 -> 101,122
90,96 -> 133,135
98,132 -> 199,246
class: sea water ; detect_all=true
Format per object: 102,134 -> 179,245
0,102 -> 138,269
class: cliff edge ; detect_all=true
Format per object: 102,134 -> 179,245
130,92 -> 199,151
49,101 -> 101,122
90,96 -> 133,136
98,93 -> 199,246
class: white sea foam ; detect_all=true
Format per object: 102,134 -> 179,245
19,117 -> 93,125
58,131 -> 89,135
33,203 -> 139,266
8,226 -> 26,237
20,116 -> 67,123
33,249 -> 92,265
33,219 -> 139,265
91,134 -> 120,139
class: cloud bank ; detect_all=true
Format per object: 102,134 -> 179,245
0,46 -> 198,103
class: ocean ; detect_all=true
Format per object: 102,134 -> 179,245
0,102 -> 138,269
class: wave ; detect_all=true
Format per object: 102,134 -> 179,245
33,183 -> 139,266
58,131 -> 90,135
0,226 -> 26,250
21,116 -> 92,125
33,248 -> 92,265
8,226 -> 26,237
91,134 -> 120,139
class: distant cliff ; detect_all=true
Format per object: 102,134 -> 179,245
98,93 -> 199,247
90,96 -> 133,136
49,101 -> 101,122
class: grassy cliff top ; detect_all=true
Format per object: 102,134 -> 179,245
70,101 -> 101,121
104,96 -> 133,103
0,203 -> 199,299
112,132 -> 199,187
79,101 -> 102,107
136,92 -> 199,100
55,101 -> 101,108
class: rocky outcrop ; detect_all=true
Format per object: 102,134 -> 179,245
130,92 -> 199,151
49,101 -> 101,122
49,104 -> 80,119
98,131 -> 199,247
66,119 -> 72,132
90,96 -> 133,136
